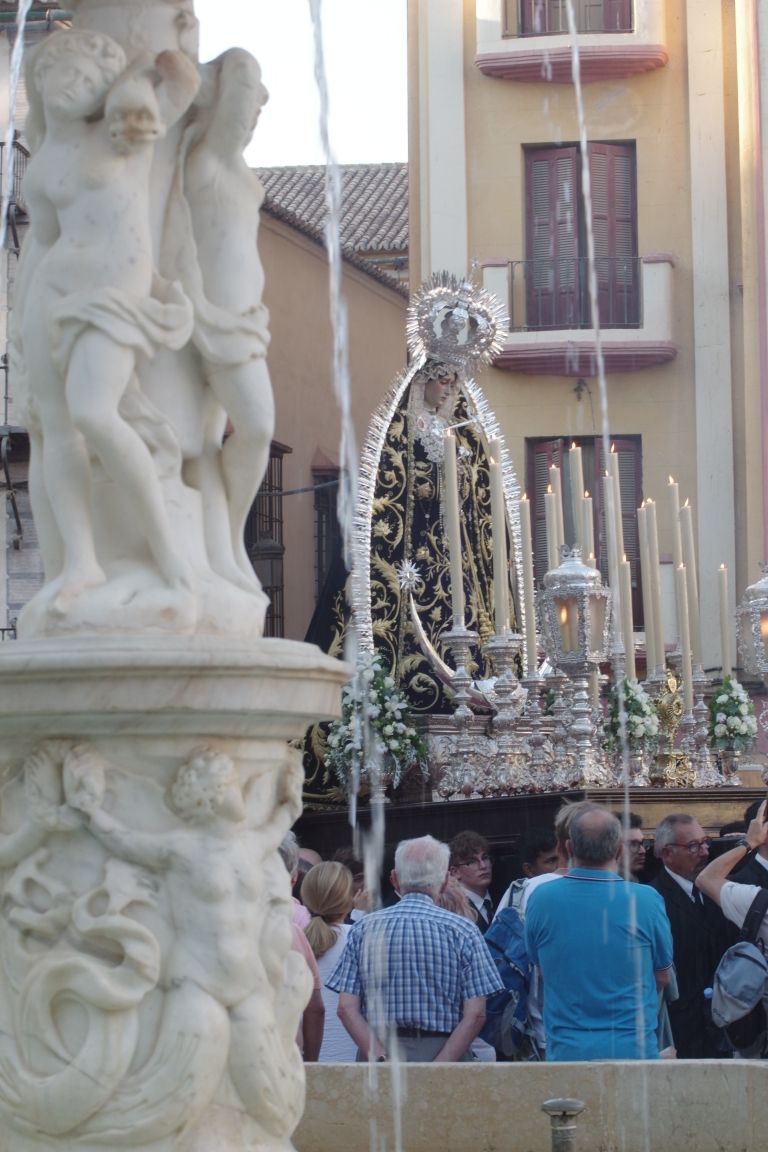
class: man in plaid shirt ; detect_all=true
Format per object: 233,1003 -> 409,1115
327,835 -> 503,1062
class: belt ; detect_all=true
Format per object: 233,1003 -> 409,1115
395,1027 -> 451,1039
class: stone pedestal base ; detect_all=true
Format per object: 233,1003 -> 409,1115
0,638 -> 346,1152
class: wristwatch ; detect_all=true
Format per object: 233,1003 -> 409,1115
737,836 -> 753,851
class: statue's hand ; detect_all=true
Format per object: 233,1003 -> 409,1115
63,745 -> 106,816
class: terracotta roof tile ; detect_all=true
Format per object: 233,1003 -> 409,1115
257,162 -> 408,255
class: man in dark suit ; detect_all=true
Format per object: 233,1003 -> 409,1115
449,830 -> 494,932
652,813 -> 735,1058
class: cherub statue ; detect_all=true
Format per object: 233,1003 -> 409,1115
15,29 -> 199,616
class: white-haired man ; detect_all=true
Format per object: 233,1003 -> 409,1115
327,834 -> 503,1062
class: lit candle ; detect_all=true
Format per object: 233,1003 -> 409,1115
488,439 -> 509,634
680,502 -> 702,668
675,563 -> 694,712
645,499 -> 665,671
668,475 -> 683,569
581,491 -> 595,561
544,487 -> 559,571
549,463 -> 565,554
620,557 -> 636,680
719,563 -> 731,678
637,503 -> 657,673
443,430 -> 465,628
569,443 -> 584,551
609,446 -> 625,563
602,472 -> 619,593
518,495 -> 538,675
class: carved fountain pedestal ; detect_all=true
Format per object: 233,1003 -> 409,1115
0,2 -> 347,1149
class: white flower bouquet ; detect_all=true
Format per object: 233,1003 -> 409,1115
709,675 -> 758,752
325,655 -> 428,791
606,677 -> 660,752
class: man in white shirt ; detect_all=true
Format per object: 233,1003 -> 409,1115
696,798 -> 768,951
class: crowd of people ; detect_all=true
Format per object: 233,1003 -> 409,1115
279,796 -> 768,1064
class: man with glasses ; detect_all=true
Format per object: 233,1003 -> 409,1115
449,831 -> 495,932
652,813 -> 735,1057
620,812 -> 647,882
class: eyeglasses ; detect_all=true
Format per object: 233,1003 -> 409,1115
457,854 -> 491,868
627,841 -> 646,852
671,839 -> 710,855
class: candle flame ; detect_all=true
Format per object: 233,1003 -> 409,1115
668,475 -> 675,484
683,498 -> 689,508
584,489 -> 590,499
761,615 -> 768,641
720,563 -> 726,571
559,606 -> 568,625
571,441 -> 577,449
610,443 -> 616,453
546,484 -> 552,494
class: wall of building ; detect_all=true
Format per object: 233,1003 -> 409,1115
260,214 -> 407,641
409,0 -> 763,670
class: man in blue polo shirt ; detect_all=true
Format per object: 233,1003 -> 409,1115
525,806 -> 673,1061
327,834 -> 503,1062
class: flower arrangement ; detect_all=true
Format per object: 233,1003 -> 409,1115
709,675 -> 758,752
325,655 -> 428,792
605,678 -> 660,752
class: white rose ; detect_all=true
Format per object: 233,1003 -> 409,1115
715,723 -> 727,737
717,695 -> 729,705
384,676 -> 395,689
739,704 -> 749,716
383,724 -> 394,736
363,669 -> 375,683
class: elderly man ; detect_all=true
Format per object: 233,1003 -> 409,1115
525,806 -> 673,1061
327,835 -> 503,1062
651,813 -> 735,1058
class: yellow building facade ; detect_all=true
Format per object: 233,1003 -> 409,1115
408,0 -> 768,674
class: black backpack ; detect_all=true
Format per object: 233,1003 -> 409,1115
711,887 -> 768,1053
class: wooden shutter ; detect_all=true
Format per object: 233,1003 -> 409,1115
588,143 -> 638,327
603,0 -> 633,32
525,147 -> 579,328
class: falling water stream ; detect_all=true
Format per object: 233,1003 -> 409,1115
304,0 -> 652,1143
0,0 -> 33,256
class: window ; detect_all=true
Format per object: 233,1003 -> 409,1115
524,142 -> 638,329
513,0 -> 633,35
313,468 -> 341,601
526,435 -> 643,623
245,442 -> 291,637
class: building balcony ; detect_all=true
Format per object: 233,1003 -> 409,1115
475,0 -> 668,83
482,254 -> 676,375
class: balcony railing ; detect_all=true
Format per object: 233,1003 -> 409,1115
508,0 -> 633,36
482,254 -> 676,375
0,140 -> 29,217
508,257 -> 640,331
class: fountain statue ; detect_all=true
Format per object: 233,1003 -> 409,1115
0,2 -> 346,1151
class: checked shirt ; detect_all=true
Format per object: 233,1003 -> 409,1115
326,891 -> 503,1034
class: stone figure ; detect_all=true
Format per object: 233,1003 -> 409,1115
15,31 -> 199,621
164,48 -> 275,596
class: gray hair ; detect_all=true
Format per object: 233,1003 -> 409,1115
278,830 -> 300,876
569,807 -> 621,866
394,835 -> 450,893
654,814 -> 696,857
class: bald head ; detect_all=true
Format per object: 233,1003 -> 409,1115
568,807 -> 622,869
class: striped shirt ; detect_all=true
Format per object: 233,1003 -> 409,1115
326,892 -> 504,1034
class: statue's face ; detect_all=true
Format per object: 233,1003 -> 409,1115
42,54 -> 110,119
423,373 -> 457,412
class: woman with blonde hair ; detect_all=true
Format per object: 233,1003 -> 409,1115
302,862 -> 356,1062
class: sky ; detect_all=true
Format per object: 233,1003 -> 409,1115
194,0 -> 408,167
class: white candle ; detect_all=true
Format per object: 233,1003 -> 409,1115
609,447 -> 626,563
719,563 -> 732,678
488,439 -> 509,634
569,444 -> 584,551
518,495 -> 538,675
645,499 -> 665,670
602,472 -> 620,594
581,492 -> 595,561
680,502 -> 702,668
443,430 -> 465,628
549,463 -> 565,553
675,563 -> 694,712
668,475 -> 683,569
637,503 -> 656,673
544,488 -> 559,571
620,557 -> 636,680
